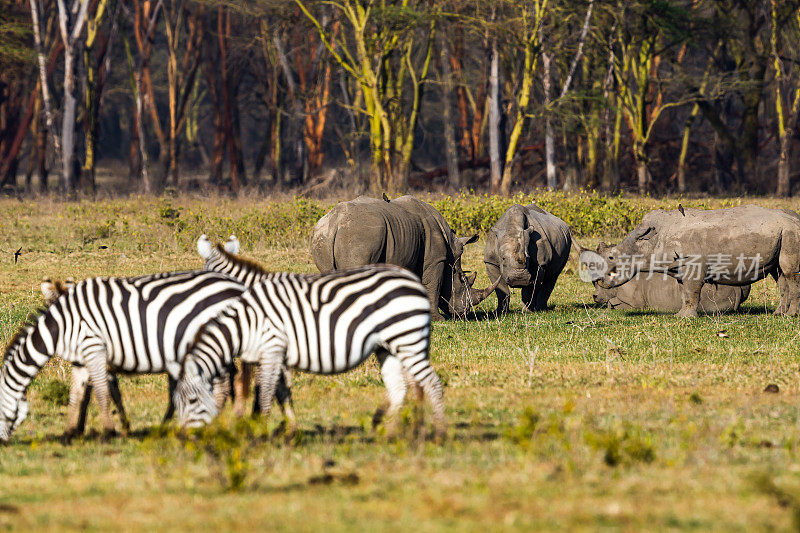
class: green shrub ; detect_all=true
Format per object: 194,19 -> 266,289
585,423 -> 656,466
146,418 -> 272,492
39,379 -> 70,406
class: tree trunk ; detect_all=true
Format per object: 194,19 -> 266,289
29,0 -> 61,163
634,140 -> 650,195
488,39 -> 502,193
542,49 -> 556,190
61,46 -> 78,194
676,109 -> 698,194
637,158 -> 650,196
36,108 -> 49,191
439,36 -> 460,191
777,132 -> 791,197
274,28 -> 306,187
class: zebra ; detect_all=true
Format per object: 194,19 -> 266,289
40,277 -> 132,436
197,234 -> 295,422
173,264 -> 447,439
34,236 -> 292,441
0,270 -> 252,442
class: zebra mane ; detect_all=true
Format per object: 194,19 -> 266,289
215,244 -> 271,277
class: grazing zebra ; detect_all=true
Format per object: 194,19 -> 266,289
174,264 -> 446,439
40,278 -> 131,437
0,270 -> 250,442
197,234 -> 295,422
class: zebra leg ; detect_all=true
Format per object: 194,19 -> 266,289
107,374 -> 130,436
395,349 -> 446,441
233,362 -> 252,418
213,373 -> 232,412
419,371 -> 446,442
63,365 -> 91,443
251,364 -> 295,435
275,368 -> 296,437
84,351 -> 117,438
161,377 -> 177,423
256,352 -> 284,423
375,351 -> 409,437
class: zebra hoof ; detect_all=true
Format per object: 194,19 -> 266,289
371,406 -> 387,430
60,430 -> 77,445
100,429 -> 119,442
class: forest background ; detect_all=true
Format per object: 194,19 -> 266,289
2,0 -> 800,198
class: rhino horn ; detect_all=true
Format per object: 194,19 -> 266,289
469,276 -> 502,306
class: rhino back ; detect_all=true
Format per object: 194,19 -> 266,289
312,196 -> 426,274
524,205 -> 572,265
651,206 -> 798,261
392,195 -> 454,262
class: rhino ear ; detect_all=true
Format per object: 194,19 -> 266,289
465,271 -> 477,287
535,233 -> 552,266
460,233 -> 479,246
623,224 -> 656,246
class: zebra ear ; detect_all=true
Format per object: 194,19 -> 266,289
166,361 -> 182,380
224,235 -> 240,255
197,234 -> 214,260
41,279 -> 59,304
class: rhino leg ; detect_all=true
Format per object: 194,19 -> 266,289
675,279 -> 703,318
772,271 -> 789,315
521,286 -> 536,311
485,262 -> 509,314
423,261 -> 446,321
777,272 -> 800,316
524,275 -> 557,311
778,243 -> 800,315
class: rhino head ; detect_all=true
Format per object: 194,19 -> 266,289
575,240 -> 617,305
596,223 -> 657,289
498,223 -> 551,287
591,280 -> 616,305
444,234 -> 500,316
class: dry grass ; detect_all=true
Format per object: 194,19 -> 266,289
1,195 -> 800,530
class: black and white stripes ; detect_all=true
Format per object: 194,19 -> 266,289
174,265 -> 446,437
0,270 -> 246,441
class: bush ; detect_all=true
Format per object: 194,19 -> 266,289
39,379 -> 70,406
585,423 -> 656,466
147,418 -> 272,492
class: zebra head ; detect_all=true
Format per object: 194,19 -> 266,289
174,363 -> 218,429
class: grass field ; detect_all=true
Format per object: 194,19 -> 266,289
2,194 -> 800,530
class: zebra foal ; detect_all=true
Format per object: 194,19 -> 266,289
174,264 -> 446,439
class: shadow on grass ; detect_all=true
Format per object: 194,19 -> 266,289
562,301 -> 778,317
10,417 -> 506,448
